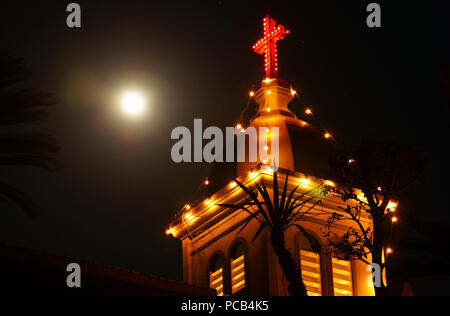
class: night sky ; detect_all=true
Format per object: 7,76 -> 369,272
1,1 -> 449,294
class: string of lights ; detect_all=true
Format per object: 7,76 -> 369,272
166,84 -> 343,236
167,15 -> 399,259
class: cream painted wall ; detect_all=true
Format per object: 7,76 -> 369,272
175,79 -> 374,296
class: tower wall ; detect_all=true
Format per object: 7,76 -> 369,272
176,172 -> 375,296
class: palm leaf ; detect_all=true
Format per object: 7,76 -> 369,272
0,134 -> 59,155
216,203 -> 265,226
0,52 -> 60,216
273,172 -> 279,213
294,224 -> 321,253
283,183 -> 301,221
0,153 -> 61,171
0,89 -> 57,125
252,222 -> 267,242
288,199 -> 324,226
253,180 -> 273,226
0,182 -> 40,217
235,213 -> 258,237
286,186 -> 318,216
279,171 -> 290,218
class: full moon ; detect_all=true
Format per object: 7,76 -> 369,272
121,91 -> 146,116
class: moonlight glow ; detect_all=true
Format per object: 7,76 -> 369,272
121,91 -> 146,116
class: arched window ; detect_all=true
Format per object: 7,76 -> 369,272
230,242 -> 246,294
298,234 -> 322,296
331,257 -> 353,296
209,254 -> 225,296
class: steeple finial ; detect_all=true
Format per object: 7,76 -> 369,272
252,15 -> 290,79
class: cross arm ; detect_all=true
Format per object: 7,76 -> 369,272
252,26 -> 289,54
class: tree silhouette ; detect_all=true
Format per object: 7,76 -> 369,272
322,141 -> 428,296
0,52 -> 60,216
218,171 -> 324,296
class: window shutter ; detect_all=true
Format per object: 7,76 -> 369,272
332,258 -> 353,296
231,254 -> 246,294
209,268 -> 224,296
300,249 -> 322,296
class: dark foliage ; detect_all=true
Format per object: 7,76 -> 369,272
322,141 -> 429,296
218,171 -> 325,296
0,52 -> 60,216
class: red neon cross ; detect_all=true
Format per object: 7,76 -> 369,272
253,15 -> 290,79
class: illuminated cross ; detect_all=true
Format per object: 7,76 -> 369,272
252,15 -> 290,79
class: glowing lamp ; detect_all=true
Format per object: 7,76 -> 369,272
324,132 -> 332,139
386,248 -> 393,255
300,178 -> 310,186
392,217 -> 398,224
387,201 -> 398,212
305,109 -> 313,115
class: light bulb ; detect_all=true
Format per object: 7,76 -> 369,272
300,178 -> 310,185
325,180 -> 335,187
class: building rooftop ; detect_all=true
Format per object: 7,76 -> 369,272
0,243 -> 215,296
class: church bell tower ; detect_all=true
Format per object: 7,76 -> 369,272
167,15 -> 375,296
